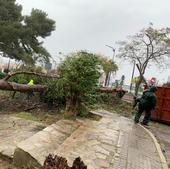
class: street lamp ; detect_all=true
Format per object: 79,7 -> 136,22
105,45 -> 116,87
105,45 -> 116,62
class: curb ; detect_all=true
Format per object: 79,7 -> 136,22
138,124 -> 168,169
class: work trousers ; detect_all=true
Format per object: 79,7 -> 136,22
134,107 -> 152,124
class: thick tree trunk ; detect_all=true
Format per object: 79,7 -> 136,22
0,79 -> 44,92
0,71 -> 57,93
65,96 -> 78,117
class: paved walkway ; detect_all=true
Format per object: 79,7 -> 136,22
13,110 -> 167,169
149,122 -> 170,166
0,115 -> 45,160
54,111 -> 164,169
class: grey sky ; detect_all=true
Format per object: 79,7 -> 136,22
16,0 -> 170,84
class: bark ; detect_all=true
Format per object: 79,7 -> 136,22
0,71 -> 57,93
105,72 -> 109,86
65,96 -> 78,117
134,76 -> 143,96
134,64 -> 148,96
0,79 -> 44,92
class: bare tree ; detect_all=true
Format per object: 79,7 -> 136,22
117,25 -> 170,95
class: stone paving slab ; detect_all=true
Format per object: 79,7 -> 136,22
54,113 -> 124,168
12,110 -> 166,169
0,115 -> 45,159
13,119 -> 81,169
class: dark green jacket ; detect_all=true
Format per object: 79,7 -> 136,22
139,87 -> 157,110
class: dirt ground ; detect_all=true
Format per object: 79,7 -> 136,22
0,91 -> 55,113
0,91 -> 62,168
0,91 -> 63,124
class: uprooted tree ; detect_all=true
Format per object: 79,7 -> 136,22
0,0 -> 55,64
117,24 -> 170,95
0,71 -> 53,93
0,51 -> 101,118
43,51 -> 101,117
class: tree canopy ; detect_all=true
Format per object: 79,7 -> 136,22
43,51 -> 101,117
117,24 -> 170,94
98,55 -> 118,86
0,0 -> 55,64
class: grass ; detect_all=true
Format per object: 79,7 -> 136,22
13,111 -> 63,125
92,100 -> 134,118
77,111 -> 102,121
109,101 -> 134,117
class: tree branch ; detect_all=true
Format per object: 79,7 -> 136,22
136,64 -> 147,85
3,71 -> 58,81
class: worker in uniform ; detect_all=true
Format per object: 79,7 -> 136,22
27,79 -> 34,100
134,86 -> 157,126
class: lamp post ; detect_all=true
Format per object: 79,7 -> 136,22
105,45 -> 116,86
105,45 -> 116,62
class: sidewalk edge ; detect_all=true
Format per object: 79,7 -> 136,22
138,124 -> 168,169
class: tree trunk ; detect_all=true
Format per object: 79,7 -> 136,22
105,72 -> 109,86
65,95 -> 78,117
135,76 -> 143,96
0,79 -> 44,92
107,72 -> 111,86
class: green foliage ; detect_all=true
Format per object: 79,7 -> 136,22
115,91 -> 126,99
42,79 -> 66,107
76,103 -> 89,117
98,55 -> 118,77
98,55 -> 118,86
10,65 -> 45,84
0,0 -> 55,64
58,51 -> 100,99
99,56 -> 118,74
25,9 -> 55,38
99,93 -> 121,105
43,51 -> 101,116
0,72 -> 6,79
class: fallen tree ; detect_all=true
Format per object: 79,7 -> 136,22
0,71 -> 58,93
0,80 -> 44,92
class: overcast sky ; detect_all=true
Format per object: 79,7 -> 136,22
16,0 -> 170,84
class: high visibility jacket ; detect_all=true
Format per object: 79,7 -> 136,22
28,80 -> 34,86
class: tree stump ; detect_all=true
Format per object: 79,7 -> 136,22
43,154 -> 87,169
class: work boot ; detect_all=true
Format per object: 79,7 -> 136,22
134,120 -> 139,124
141,122 -> 149,126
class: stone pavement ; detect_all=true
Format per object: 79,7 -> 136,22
149,122 -> 170,166
0,115 -> 45,160
13,110 -> 167,169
